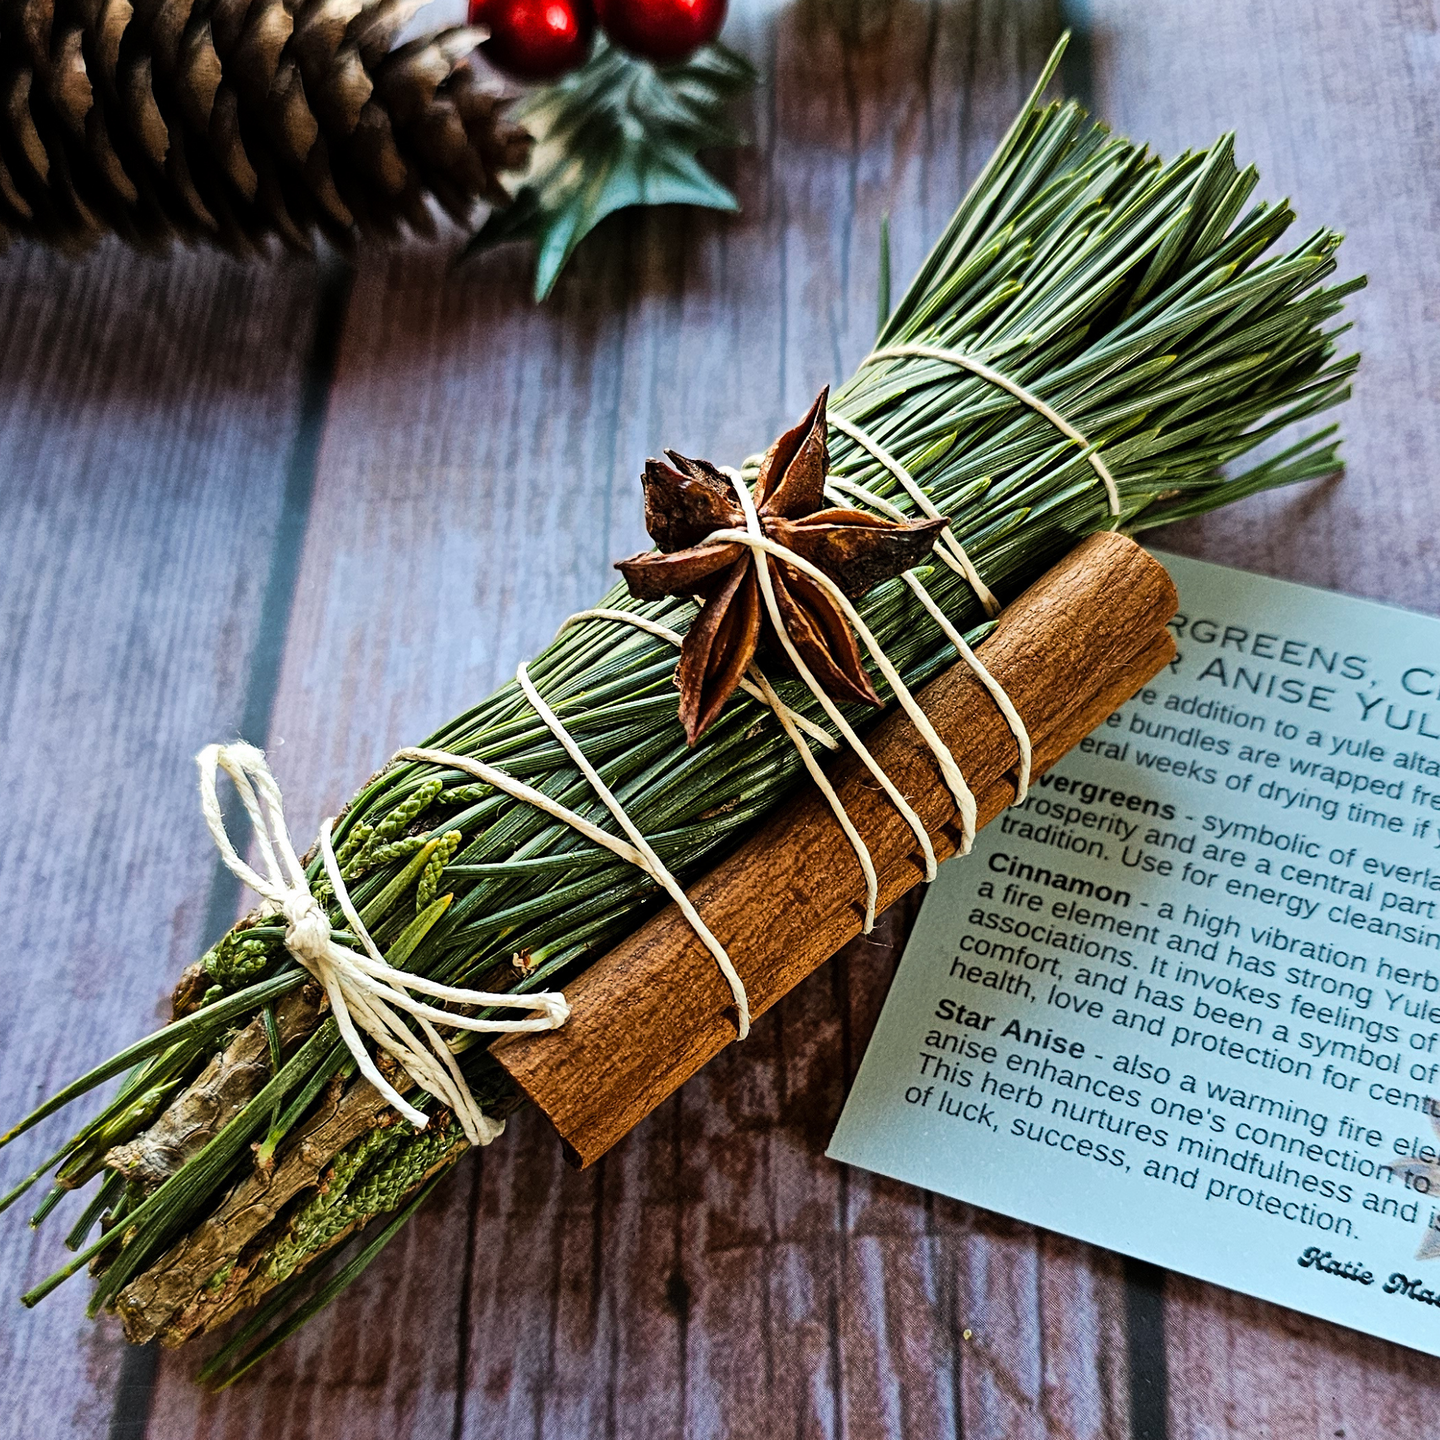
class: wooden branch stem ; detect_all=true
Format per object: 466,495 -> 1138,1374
492,532 -> 1179,1167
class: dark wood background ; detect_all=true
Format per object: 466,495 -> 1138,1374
3,0 -> 1439,1434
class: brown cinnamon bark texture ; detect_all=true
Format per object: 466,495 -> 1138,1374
492,532 -> 1179,1166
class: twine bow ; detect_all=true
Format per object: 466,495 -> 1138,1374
197,742 -> 569,1147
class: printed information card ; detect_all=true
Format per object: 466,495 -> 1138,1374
830,551 -> 1440,1355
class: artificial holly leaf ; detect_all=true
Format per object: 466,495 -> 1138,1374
464,38 -> 756,300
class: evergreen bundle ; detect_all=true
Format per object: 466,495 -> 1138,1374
2,39 -> 1361,1381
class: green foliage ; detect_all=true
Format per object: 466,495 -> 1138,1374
417,832 -> 463,912
262,1118 -> 462,1286
204,931 -> 277,990
466,39 -> 756,300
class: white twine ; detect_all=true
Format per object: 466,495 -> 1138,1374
397,721 -> 752,1036
558,608 -> 839,752
734,341 -> 1095,808
516,664 -> 754,1036
724,479 -> 976,836
557,614 -> 881,929
826,413 -> 1001,617
421,469 -> 986,975
197,742 -> 569,1147
818,473 -> 1032,803
405,450 -> 1006,1030
736,478 -> 980,857
861,343 -> 1121,516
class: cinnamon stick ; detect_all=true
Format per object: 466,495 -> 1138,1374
492,532 -> 1179,1166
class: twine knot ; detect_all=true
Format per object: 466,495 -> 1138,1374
281,896 -> 331,958
196,742 -> 569,1148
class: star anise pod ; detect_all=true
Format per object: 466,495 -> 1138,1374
616,389 -> 948,744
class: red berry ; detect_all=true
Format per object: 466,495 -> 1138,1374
469,0 -> 596,81
594,0 -> 726,64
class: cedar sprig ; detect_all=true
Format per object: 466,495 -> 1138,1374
1,35 -> 1362,1376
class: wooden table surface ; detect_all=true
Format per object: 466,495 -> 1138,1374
4,0 -> 1439,1435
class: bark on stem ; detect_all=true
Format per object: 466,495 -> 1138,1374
106,986 -> 324,1191
492,532 -> 1179,1166
115,1072 -> 399,1343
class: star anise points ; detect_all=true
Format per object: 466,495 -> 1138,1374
616,389 -> 948,744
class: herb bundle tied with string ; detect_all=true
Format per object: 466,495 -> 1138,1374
1,38 -> 1362,1385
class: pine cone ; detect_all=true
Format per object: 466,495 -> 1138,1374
0,0 -> 533,253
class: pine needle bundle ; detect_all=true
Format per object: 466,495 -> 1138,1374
2,40 -> 1362,1381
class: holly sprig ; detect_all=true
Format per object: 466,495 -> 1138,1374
466,39 -> 756,300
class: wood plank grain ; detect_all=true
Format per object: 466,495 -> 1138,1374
0,240 -> 321,1439
144,0 -> 1151,1435
1093,0 -> 1440,610
1091,0 -> 1440,1430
